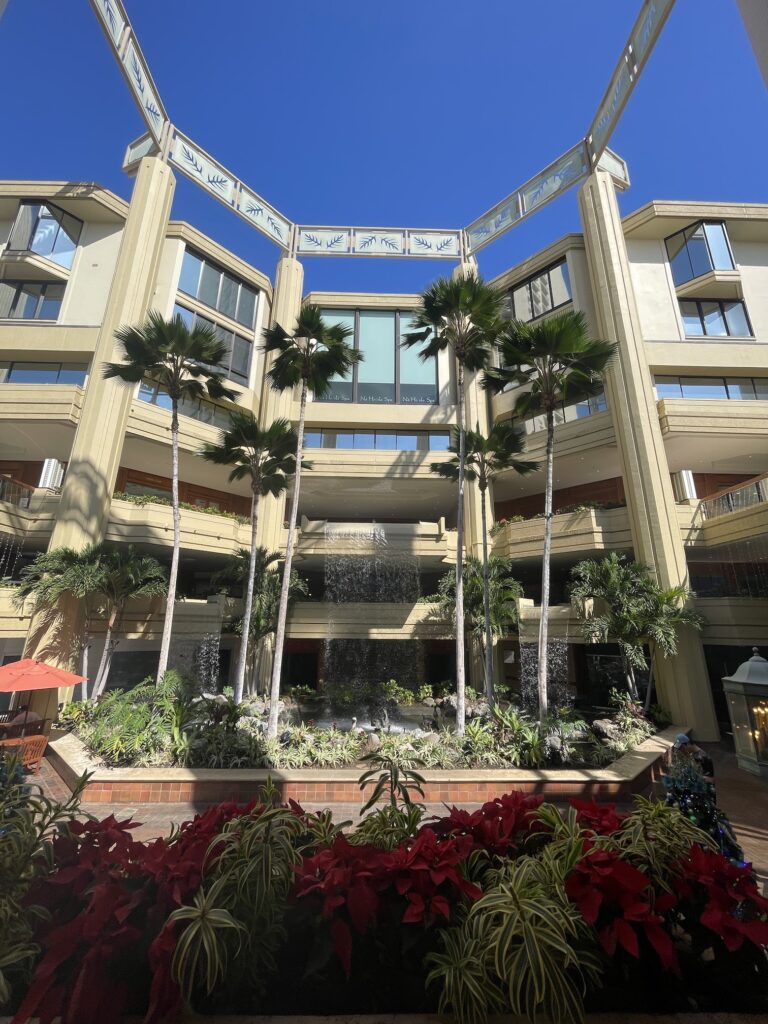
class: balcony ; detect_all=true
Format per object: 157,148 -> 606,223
126,399 -> 224,454
491,505 -> 632,561
104,497 -> 251,555
0,383 -> 84,424
0,478 -> 59,543
682,475 -> 768,551
657,399 -> 768,439
283,518 -> 451,562
0,585 -> 29,639
286,600 -> 448,641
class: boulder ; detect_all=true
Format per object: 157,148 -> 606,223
591,718 -> 621,741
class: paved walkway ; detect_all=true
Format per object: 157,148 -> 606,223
34,744 -> 767,887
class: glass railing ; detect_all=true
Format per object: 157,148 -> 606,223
698,475 -> 768,521
0,475 -> 35,509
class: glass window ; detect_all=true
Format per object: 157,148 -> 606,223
681,377 -> 728,400
509,260 -> 571,323
353,432 -> 375,448
335,432 -> 355,449
236,285 -> 257,329
725,378 -> 756,400
397,433 -> 418,451
680,300 -> 703,336
14,284 -> 43,319
172,305 -> 251,384
304,431 -> 323,449
358,311 -> 395,404
8,202 -> 82,269
666,221 -> 734,286
230,336 -> 251,381
754,379 -> 768,401
38,283 -> 64,320
0,283 -> 15,318
7,362 -> 60,384
428,433 -> 451,451
138,381 -> 157,403
399,310 -> 437,405
704,223 -> 734,270
549,261 -> 571,307
125,481 -> 171,500
375,433 -> 397,450
512,284 -> 532,321
57,364 -> 87,385
654,376 -> 683,400
199,263 -> 221,308
173,303 -> 194,328
318,310 -> 356,403
179,250 -> 202,295
700,301 -> 728,337
218,274 -> 239,320
724,301 -> 750,336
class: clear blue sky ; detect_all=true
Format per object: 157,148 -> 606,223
1,0 -> 766,293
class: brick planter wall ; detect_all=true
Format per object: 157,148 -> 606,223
46,727 -> 682,806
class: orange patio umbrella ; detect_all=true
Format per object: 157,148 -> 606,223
0,659 -> 86,734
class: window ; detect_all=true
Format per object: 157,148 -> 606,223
301,429 -> 450,451
522,392 -> 607,434
137,378 -> 231,428
316,309 -> 438,405
654,375 -> 768,401
665,221 -> 734,287
0,280 -> 65,321
0,361 -> 87,385
678,298 -> 751,338
7,202 -> 82,269
178,248 -> 259,330
508,260 -> 572,323
173,303 -> 252,385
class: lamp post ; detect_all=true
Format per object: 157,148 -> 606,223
722,647 -> 768,777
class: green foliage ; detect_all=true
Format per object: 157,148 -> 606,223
112,491 -> 250,525
358,752 -> 426,812
263,304 -> 360,398
415,684 -> 433,702
437,555 -> 523,644
0,755 -> 87,1009
428,854 -> 602,1024
350,803 -> 425,850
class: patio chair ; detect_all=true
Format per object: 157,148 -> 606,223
20,734 -> 47,773
0,737 -> 24,757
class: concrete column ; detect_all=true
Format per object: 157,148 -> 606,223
24,156 -> 175,714
578,170 -> 719,739
737,0 -> 768,90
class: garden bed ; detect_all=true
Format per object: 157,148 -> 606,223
46,726 -> 682,805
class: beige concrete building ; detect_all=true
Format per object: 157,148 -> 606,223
1,157 -> 766,738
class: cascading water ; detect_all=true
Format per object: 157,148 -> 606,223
194,633 -> 221,693
322,522 -> 424,726
518,638 -> 573,718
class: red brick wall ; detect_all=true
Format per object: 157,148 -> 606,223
495,476 -> 625,519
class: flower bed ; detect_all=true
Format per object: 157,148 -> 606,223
2,759 -> 767,1023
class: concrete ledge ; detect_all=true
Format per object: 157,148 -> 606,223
47,727 -> 683,806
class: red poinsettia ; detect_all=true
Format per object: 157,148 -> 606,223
565,846 -> 679,972
679,844 -> 768,952
294,829 -> 481,975
570,798 -> 626,835
427,791 -> 544,856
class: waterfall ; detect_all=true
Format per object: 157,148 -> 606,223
194,633 -> 221,693
518,638 -> 573,718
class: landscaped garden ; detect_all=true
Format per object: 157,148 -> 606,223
2,753 -> 768,1023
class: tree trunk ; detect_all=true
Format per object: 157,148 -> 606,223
536,405 -> 555,725
644,646 -> 657,713
455,360 -> 466,735
92,626 -> 117,700
81,639 -> 90,702
480,481 -> 494,704
156,402 -> 181,683
233,489 -> 260,704
627,662 -> 638,700
267,380 -> 307,738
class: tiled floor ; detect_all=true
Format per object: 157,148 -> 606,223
34,744 -> 768,885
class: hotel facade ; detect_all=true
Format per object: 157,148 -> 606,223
0,156 -> 766,740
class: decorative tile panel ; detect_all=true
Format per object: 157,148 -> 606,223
297,228 -> 352,254
632,0 -> 675,66
93,0 -> 125,45
170,131 -> 236,204
123,39 -> 166,143
406,231 -> 461,257
352,230 -> 406,256
296,227 -> 461,258
521,143 -> 589,214
237,187 -> 292,246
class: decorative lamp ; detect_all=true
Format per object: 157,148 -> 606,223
722,647 -> 768,777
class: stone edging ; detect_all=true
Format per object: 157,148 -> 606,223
46,726 -> 685,805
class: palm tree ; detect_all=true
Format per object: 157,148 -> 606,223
431,422 -> 538,702
403,272 -> 504,733
437,555 -> 523,697
104,311 -> 237,682
262,304 -> 360,738
570,552 -> 703,707
213,546 -> 309,693
484,311 -> 615,724
200,412 -> 298,703
91,546 -> 167,698
15,545 -> 106,698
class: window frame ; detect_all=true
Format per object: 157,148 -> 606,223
678,297 -> 752,339
316,308 -> 439,406
0,280 -> 65,321
0,361 -> 87,385
507,258 -> 572,324
653,374 -> 768,402
173,302 -> 253,386
178,247 -> 259,331
664,220 -> 736,287
303,428 -> 451,451
7,201 -> 83,269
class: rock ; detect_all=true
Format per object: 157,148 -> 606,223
423,697 -> 436,707
591,718 -> 621,741
362,732 -> 381,754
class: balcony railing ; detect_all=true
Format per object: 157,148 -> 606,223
0,475 -> 35,509
698,474 -> 768,522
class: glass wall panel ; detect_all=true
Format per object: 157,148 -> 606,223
724,301 -> 750,336
654,376 -> 683,399
179,250 -> 202,295
700,302 -> 727,337
358,311 -> 395,403
549,261 -> 571,307
666,231 -> 692,286
680,300 -> 703,336
319,310 -> 356,403
335,432 -> 355,448
375,433 -> 397,450
681,377 -> 728,400
218,274 -> 239,319
428,433 -> 451,451
236,286 -> 257,329
529,274 -> 551,317
7,363 -> 60,383
353,432 -> 375,448
15,284 -> 43,319
199,263 -> 221,307
725,378 -> 756,400
0,283 -> 15,318
685,225 -> 713,279
754,379 -> 768,400
704,223 -> 734,270
512,284 -> 532,321
57,364 -> 87,385
304,432 -> 323,449
399,311 -> 437,404
38,283 -> 64,320
397,433 -> 418,450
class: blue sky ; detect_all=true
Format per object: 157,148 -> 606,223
1,0 -> 766,293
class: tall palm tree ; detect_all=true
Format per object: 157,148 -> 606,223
104,311 -> 237,682
262,304 -> 360,738
200,412 -> 298,703
431,422 -> 538,702
91,546 -> 167,698
403,272 -> 504,733
15,544 -> 106,698
213,546 -> 309,693
570,552 -> 703,709
484,311 -> 615,725
437,555 -> 523,695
